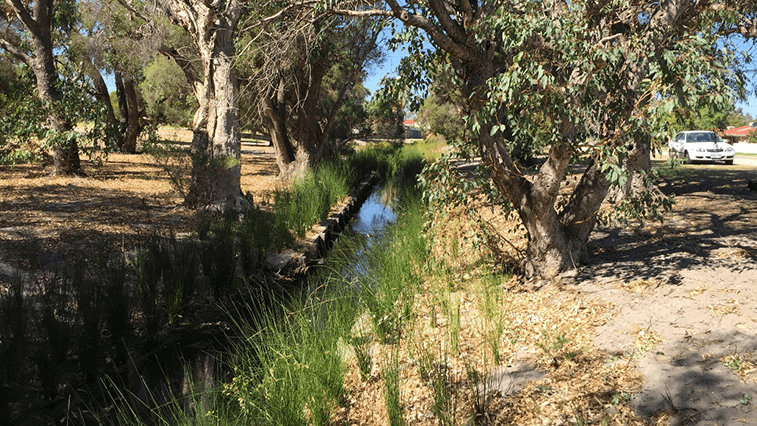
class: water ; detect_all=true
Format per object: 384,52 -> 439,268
348,189 -> 397,239
338,188 -> 397,283
128,189 -> 398,416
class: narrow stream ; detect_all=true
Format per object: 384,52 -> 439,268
130,187 -> 398,413
338,188 -> 397,282
348,188 -> 397,238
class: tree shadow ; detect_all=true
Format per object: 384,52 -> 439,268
582,163 -> 757,284
629,331 -> 757,424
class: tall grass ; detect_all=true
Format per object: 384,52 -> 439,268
383,345 -> 405,426
99,368 -> 233,426
224,286 -> 355,425
217,150 -> 429,425
274,160 -> 353,238
0,143 -> 430,425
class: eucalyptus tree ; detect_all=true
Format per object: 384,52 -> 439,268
0,0 -> 83,174
76,0 -> 168,153
336,0 -> 757,279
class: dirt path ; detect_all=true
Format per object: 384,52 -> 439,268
573,161 -> 757,425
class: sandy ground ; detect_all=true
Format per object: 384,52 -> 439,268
573,160 -> 757,425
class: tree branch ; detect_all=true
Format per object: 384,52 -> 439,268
384,0 -> 479,63
113,0 -> 151,22
334,0 -> 478,63
330,8 -> 393,18
426,0 -> 467,44
459,0 -> 474,27
0,33 -> 33,66
5,0 -> 41,41
158,45 -> 204,98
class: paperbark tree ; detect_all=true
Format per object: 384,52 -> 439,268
151,0 -> 245,207
0,0 -> 83,175
116,0 -> 245,205
336,0 -> 757,279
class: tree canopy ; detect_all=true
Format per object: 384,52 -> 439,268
336,0 -> 757,279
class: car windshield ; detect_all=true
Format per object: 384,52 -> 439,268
687,132 -> 718,142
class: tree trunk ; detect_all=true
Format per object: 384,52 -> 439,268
607,133 -> 653,203
89,68 -> 116,124
470,62 -> 611,280
184,32 -> 243,206
87,64 -> 124,149
34,64 -> 82,175
265,56 -> 330,179
158,0 -> 244,208
25,4 -> 82,176
114,72 -> 128,150
121,75 -> 141,154
113,72 -> 141,153
263,78 -> 296,176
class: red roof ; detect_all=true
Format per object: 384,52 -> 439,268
403,119 -> 416,126
722,125 -> 757,137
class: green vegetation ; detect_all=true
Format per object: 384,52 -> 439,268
0,142 -> 434,424
141,55 -> 198,127
274,160 -> 353,237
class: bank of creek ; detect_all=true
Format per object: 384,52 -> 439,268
3,143 -> 756,425
0,144 -> 421,425
107,181 -> 404,424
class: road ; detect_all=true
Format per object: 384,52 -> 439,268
658,152 -> 757,167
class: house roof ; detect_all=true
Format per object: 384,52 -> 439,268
722,124 -> 757,137
403,119 -> 416,126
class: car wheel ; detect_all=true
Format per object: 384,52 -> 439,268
683,151 -> 690,163
724,159 -> 733,165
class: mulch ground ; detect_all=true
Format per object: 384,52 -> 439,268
0,131 -> 280,274
2,139 -> 757,425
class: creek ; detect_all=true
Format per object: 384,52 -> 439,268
127,186 -> 399,416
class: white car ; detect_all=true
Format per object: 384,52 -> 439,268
668,130 -> 735,165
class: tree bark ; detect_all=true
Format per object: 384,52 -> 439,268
114,71 -> 128,149
158,0 -> 244,207
263,77 -> 296,175
33,49 -> 82,175
121,75 -> 141,154
87,63 -> 124,149
183,27 -> 243,205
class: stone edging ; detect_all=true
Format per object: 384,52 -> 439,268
264,172 -> 379,275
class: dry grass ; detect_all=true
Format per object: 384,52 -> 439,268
721,352 -> 757,383
332,195 -> 665,426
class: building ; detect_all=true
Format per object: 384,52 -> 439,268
721,123 -> 757,144
403,119 -> 422,139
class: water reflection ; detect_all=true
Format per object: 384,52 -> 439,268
339,188 -> 397,282
348,189 -> 397,239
